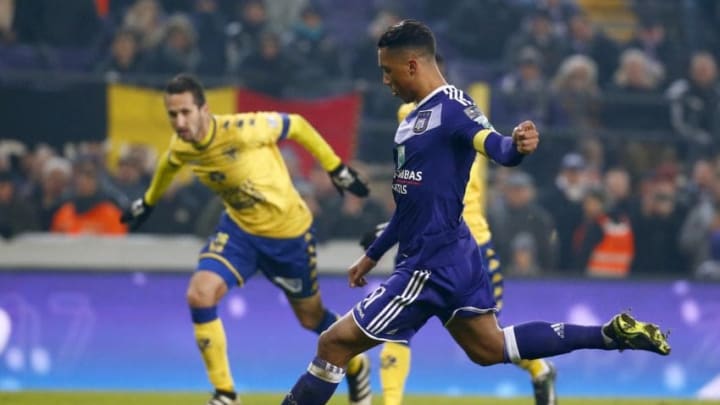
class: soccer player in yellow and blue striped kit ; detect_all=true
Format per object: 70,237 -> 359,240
121,74 -> 372,405
371,92 -> 558,405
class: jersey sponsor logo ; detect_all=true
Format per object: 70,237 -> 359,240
392,183 -> 407,194
393,169 -> 423,182
551,323 -> 565,339
272,276 -> 303,294
392,169 -> 423,195
413,110 -> 432,133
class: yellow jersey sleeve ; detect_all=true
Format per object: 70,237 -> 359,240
285,114 -> 341,171
143,147 -> 182,206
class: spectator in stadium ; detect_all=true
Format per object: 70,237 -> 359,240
550,54 -> 602,130
50,156 -> 127,235
95,28 -> 145,79
0,170 -> 39,239
680,168 -> 720,273
118,74 -> 372,405
603,167 -> 633,219
122,0 -> 166,52
540,152 -> 591,272
226,0 -> 269,68
567,12 -> 620,87
11,0 -> 102,48
32,156 -> 73,230
288,5 -> 344,86
489,170 -> 557,272
666,51 -> 720,162
625,16 -> 684,84
504,7 -> 568,77
190,0 -> 229,76
351,8 -> 402,82
602,48 -> 668,131
681,158 -> 717,208
537,0 -> 579,37
239,30 -> 295,97
112,148 -> 151,201
494,46 -> 557,129
572,188 -> 634,278
144,14 -> 201,75
505,232 -> 542,276
444,0 -> 523,62
629,174 -> 688,275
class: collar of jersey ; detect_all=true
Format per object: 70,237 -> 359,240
414,84 -> 452,111
193,116 -> 217,150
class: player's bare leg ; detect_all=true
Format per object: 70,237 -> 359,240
187,271 -> 238,405
289,296 -> 372,405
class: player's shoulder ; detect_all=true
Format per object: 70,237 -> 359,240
438,86 -> 492,130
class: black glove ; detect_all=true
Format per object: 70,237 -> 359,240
120,198 -> 154,231
328,163 -> 369,197
359,221 -> 388,250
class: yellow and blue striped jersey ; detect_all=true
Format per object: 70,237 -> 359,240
144,112 -> 341,238
397,102 -> 491,244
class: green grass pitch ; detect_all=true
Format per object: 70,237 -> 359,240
0,392 -> 716,405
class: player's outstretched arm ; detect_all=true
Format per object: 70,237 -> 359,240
285,114 -> 369,197
473,120 -> 540,166
120,151 -> 181,231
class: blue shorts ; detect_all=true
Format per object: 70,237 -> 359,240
197,212 -> 318,299
352,233 -> 497,343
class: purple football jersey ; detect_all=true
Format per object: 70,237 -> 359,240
354,85 -> 498,342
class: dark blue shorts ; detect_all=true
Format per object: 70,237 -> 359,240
352,235 -> 497,343
196,212 -> 318,298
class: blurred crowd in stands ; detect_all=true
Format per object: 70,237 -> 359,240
1,0 -> 720,279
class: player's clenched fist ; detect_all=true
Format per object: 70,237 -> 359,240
120,198 -> 154,230
511,120 -> 540,155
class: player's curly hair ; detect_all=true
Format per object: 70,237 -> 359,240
165,73 -> 206,107
377,19 -> 435,57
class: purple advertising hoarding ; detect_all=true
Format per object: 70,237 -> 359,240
0,271 -> 718,399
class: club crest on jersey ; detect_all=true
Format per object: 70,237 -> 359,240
413,110 -> 432,133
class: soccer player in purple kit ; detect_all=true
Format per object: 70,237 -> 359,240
282,20 -> 670,405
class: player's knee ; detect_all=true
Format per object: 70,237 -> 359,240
186,283 -> 222,307
296,312 -> 319,331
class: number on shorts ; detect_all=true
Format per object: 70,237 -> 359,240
361,286 -> 386,310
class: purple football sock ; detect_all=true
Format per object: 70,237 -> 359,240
282,357 -> 345,405
503,321 -> 607,362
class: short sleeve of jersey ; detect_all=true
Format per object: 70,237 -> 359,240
448,100 -> 496,148
224,111 -> 291,146
254,111 -> 290,144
